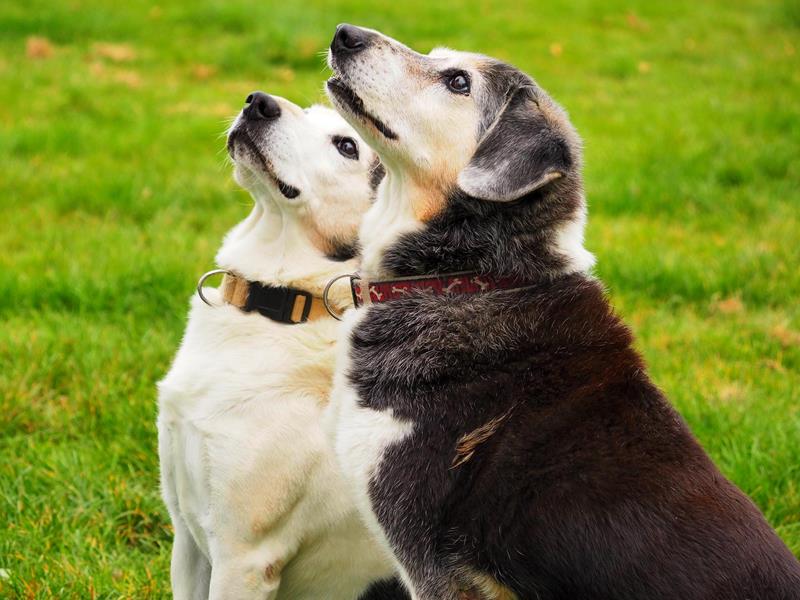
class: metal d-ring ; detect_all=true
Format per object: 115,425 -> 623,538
196,269 -> 231,307
323,273 -> 356,321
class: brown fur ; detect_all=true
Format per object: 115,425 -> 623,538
452,407 -> 514,468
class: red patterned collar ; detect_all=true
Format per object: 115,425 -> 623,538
350,271 -> 530,307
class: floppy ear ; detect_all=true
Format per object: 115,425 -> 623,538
457,87 -> 572,202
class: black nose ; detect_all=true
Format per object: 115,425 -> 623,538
243,91 -> 280,121
331,24 -> 371,54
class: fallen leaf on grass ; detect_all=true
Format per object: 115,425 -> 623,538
92,42 -> 136,62
26,36 -> 54,59
113,69 -> 142,88
191,64 -> 217,80
713,297 -> 745,315
718,383 -> 745,403
626,12 -> 650,31
762,359 -> 786,373
770,324 -> 800,348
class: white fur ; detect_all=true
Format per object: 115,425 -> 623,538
553,204 -> 595,275
357,171 -> 423,282
324,307 -> 416,591
158,99 -> 395,600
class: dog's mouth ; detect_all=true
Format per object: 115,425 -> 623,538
227,129 -> 301,199
327,77 -> 398,141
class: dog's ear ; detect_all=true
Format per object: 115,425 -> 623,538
457,87 -> 572,202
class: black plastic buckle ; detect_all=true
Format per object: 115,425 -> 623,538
244,283 -> 313,324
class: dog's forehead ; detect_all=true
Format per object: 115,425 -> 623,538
427,47 -> 483,68
305,104 -> 355,135
427,48 -> 528,89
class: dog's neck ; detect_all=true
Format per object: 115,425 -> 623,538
357,169 -> 595,284
357,170 -> 427,281
215,192 -> 357,307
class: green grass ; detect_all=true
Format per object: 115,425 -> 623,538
1,0 -> 799,596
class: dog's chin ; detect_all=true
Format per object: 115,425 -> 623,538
231,163 -> 297,203
326,77 -> 399,142
228,130 -> 301,200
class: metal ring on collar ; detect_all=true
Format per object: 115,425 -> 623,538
323,273 -> 356,321
196,269 -> 231,307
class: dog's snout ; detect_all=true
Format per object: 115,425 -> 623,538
331,24 -> 372,54
243,91 -> 281,121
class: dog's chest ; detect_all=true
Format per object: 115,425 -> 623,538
158,295 -> 341,548
327,308 -> 414,544
159,296 -> 337,425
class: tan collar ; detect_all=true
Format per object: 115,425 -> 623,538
220,272 -> 336,324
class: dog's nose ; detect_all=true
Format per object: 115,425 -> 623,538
331,24 -> 372,54
243,91 -> 280,121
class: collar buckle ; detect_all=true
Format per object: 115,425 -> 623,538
322,273 -> 359,321
197,269 -> 232,307
246,284 -> 313,324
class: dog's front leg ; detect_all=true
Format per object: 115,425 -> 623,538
171,516 -> 211,600
207,565 -> 281,600
207,540 -> 287,600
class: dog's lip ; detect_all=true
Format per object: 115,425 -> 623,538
227,128 -> 301,199
327,77 -> 398,141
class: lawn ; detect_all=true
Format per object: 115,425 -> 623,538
1,0 -> 798,597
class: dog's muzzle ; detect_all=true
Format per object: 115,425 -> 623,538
326,78 -> 399,141
330,24 -> 375,56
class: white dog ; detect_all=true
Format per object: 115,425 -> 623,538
157,91 -> 398,600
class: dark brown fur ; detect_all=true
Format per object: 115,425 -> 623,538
351,269 -> 800,599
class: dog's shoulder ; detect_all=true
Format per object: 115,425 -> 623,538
347,274 -> 632,405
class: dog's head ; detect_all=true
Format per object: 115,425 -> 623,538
326,26 -> 593,279
326,25 -> 581,213
227,92 -> 383,259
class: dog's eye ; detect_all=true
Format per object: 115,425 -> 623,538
334,136 -> 359,160
445,71 -> 471,95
